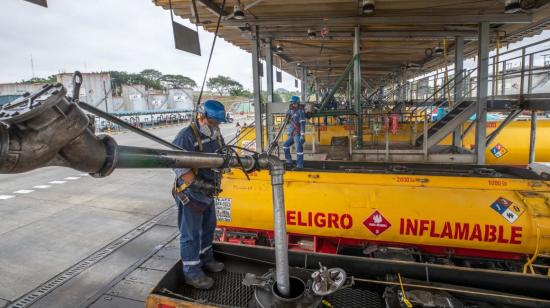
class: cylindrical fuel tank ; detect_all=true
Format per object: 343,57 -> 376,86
216,164 -> 550,258
236,120 -> 550,165
167,89 -> 193,110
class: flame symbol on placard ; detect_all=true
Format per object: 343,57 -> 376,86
373,214 -> 383,224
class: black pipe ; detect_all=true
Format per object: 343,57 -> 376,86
78,101 -> 183,151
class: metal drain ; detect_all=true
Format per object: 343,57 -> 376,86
8,206 -> 176,308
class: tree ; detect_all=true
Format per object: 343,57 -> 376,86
229,87 -> 252,98
277,90 -> 300,103
109,70 -> 163,94
207,75 -> 242,96
140,69 -> 163,82
161,74 -> 197,89
20,75 -> 57,84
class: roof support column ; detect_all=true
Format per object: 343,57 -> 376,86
251,25 -> 264,152
347,71 -> 352,106
265,38 -> 274,145
354,26 -> 363,148
315,78 -> 320,104
453,35 -> 464,147
475,22 -> 489,164
402,78 -> 407,102
301,67 -> 307,102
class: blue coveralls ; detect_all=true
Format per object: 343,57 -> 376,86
283,107 -> 306,168
172,122 -> 223,279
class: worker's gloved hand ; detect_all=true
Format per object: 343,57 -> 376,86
300,135 -> 306,144
189,178 -> 223,198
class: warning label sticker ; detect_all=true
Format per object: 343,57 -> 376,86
215,198 -> 232,222
490,143 -> 509,158
363,210 -> 391,236
490,197 -> 524,224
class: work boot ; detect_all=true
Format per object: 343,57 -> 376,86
185,273 -> 214,289
284,162 -> 294,169
204,261 -> 225,273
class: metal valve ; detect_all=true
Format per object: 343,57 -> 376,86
310,263 -> 353,296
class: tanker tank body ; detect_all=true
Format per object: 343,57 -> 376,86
216,162 -> 550,274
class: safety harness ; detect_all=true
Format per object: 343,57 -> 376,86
173,122 -> 224,195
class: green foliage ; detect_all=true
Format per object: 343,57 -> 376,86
276,89 -> 300,103
140,69 -> 163,81
273,92 -> 284,103
229,87 -> 252,98
207,75 -> 243,96
109,71 -> 162,90
20,75 -> 57,84
108,70 -> 196,96
161,74 -> 197,89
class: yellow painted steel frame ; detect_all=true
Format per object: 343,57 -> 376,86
237,120 -> 550,165
239,120 -> 550,165
216,169 -> 550,258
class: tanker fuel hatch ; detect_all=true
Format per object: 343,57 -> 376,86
243,263 -> 353,308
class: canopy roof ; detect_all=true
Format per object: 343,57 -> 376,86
154,0 -> 550,86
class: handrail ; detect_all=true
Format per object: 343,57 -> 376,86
492,37 -> 550,59
318,54 -> 359,111
492,46 -> 550,66
407,37 -> 550,101
411,68 -> 473,114
381,82 -> 408,101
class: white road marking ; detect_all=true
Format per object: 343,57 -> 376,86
33,185 -> 51,189
78,173 -> 89,176
0,195 -> 15,200
64,177 -> 80,180
13,189 -> 34,194
49,181 -> 66,184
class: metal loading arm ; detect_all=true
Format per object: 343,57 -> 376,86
0,83 -> 257,175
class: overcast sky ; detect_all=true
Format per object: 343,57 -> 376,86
0,0 -> 298,90
2,1 -> 550,91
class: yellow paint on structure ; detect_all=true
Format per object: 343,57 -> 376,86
217,170 -> 550,256
237,120 -> 550,165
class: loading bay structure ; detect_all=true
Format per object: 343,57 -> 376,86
2,1 -> 550,307
158,0 -> 550,165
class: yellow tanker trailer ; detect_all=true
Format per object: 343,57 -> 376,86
215,161 -> 550,274
236,119 -> 550,165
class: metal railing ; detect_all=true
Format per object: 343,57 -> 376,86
401,38 -> 550,103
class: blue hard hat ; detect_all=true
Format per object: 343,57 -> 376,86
290,95 -> 300,104
199,100 -> 227,123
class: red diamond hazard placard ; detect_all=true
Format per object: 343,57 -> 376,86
363,210 -> 391,235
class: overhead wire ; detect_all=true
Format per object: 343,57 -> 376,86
190,0 -> 227,119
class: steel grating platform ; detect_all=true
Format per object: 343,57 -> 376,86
174,271 -> 253,308
165,270 -> 383,308
325,288 -> 383,308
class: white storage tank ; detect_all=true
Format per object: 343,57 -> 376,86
168,88 -> 193,110
122,84 -> 147,112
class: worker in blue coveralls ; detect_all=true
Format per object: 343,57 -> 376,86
171,100 -> 226,289
283,95 -> 306,169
